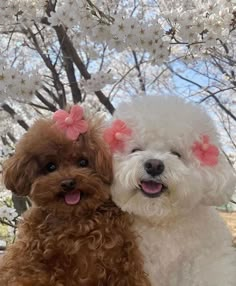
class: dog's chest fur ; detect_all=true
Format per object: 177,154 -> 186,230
132,206 -> 234,286
1,204 -> 150,286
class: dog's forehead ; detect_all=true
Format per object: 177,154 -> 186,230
27,138 -> 92,167
21,124 -> 89,159
38,135 -> 88,153
115,96 -> 219,150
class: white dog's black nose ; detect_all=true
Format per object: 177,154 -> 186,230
61,179 -> 76,191
144,159 -> 165,177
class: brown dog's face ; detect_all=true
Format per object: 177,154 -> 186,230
3,119 -> 113,216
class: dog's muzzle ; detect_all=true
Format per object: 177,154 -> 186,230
140,159 -> 167,197
60,179 -> 81,205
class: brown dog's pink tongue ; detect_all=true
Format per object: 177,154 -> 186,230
141,181 -> 163,194
64,190 -> 81,205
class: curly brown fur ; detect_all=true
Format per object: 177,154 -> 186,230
0,116 -> 150,286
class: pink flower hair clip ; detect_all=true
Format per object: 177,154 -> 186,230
53,105 -> 88,141
191,135 -> 219,167
103,119 -> 132,152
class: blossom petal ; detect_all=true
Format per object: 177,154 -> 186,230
70,105 -> 84,121
192,142 -> 201,153
77,120 -> 88,134
207,145 -> 219,156
113,119 -> 125,129
113,119 -> 132,136
54,121 -> 67,131
103,128 -> 116,145
202,154 -> 218,166
53,110 -> 69,122
66,126 -> 81,141
53,110 -> 69,130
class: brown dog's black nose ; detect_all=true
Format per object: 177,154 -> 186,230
144,159 -> 165,177
61,179 -> 76,191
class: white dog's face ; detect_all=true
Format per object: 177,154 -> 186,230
109,96 -> 236,223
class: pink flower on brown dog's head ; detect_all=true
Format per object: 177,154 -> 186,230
191,135 -> 219,166
103,119 -> 132,152
53,105 -> 88,141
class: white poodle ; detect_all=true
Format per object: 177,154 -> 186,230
104,96 -> 236,286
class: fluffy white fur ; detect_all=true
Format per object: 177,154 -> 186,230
111,96 -> 236,286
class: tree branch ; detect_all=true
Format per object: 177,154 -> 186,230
167,65 -> 236,121
23,27 -> 67,108
132,50 -> 146,92
54,28 -> 82,104
65,58 -> 82,104
53,25 -> 115,114
35,91 -> 57,112
1,103 -> 29,130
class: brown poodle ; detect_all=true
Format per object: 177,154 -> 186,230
0,111 -> 150,286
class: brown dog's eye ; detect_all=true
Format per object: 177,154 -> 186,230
78,158 -> 89,168
171,151 -> 181,158
45,162 -> 57,173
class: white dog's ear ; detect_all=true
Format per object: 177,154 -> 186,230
201,155 -> 236,206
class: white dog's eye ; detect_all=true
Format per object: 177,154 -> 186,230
131,148 -> 142,153
171,151 -> 181,158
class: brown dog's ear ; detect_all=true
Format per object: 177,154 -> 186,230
3,153 -> 37,196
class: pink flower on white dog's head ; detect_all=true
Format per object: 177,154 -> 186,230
53,105 -> 88,141
191,135 -> 219,166
103,119 -> 132,152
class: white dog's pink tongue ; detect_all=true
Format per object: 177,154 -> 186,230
64,190 -> 81,205
141,181 -> 163,194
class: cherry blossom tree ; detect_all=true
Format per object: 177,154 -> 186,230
0,0 -> 236,242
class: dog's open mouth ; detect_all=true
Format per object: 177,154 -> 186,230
139,180 -> 167,198
59,190 -> 82,206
